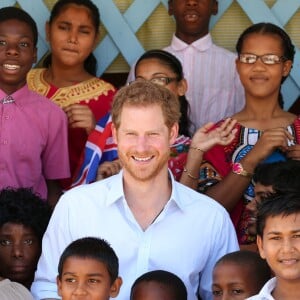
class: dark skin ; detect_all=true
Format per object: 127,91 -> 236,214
0,19 -> 63,207
205,33 -> 297,212
168,0 -> 218,44
0,223 -> 41,289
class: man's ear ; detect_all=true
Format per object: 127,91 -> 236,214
169,123 -> 179,145
110,277 -> 123,298
168,0 -> 174,16
112,123 -> 118,145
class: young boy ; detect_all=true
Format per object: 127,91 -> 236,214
127,0 -> 244,130
244,160 -> 300,246
212,250 -> 271,300
57,237 -> 122,300
248,193 -> 300,299
0,7 -> 69,207
130,270 -> 187,300
0,188 -> 52,289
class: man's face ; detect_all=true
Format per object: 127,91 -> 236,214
168,0 -> 218,44
0,222 -> 40,287
112,103 -> 178,183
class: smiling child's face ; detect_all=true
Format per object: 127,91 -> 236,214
0,19 -> 37,94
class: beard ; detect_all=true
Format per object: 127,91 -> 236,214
118,149 -> 170,182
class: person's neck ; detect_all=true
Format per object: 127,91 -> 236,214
241,101 -> 283,120
123,169 -> 172,230
44,63 -> 92,88
273,278 -> 300,299
233,95 -> 294,130
175,30 -> 208,45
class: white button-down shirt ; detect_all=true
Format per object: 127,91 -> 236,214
31,171 -> 238,300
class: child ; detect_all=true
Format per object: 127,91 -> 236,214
246,160 -> 300,238
212,250 -> 271,299
248,193 -> 300,299
128,0 -> 244,130
27,0 -> 115,189
130,270 -> 187,300
0,188 -> 52,289
0,6 -> 69,207
57,237 -> 122,300
196,22 -> 300,245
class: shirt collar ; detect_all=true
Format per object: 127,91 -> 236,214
170,33 -> 213,52
105,169 -> 185,212
0,84 -> 30,106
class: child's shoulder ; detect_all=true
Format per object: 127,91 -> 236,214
24,86 -> 66,117
210,43 -> 237,59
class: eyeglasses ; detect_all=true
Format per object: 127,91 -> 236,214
133,77 -> 178,87
239,53 -> 287,65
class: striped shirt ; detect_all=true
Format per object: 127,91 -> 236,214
164,33 -> 245,131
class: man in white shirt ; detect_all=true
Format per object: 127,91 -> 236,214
31,81 -> 238,300
128,0 -> 245,131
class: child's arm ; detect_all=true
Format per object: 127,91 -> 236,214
180,118 -> 237,190
46,180 -> 63,208
206,127 -> 294,211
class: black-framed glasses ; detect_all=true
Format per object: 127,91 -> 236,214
131,77 -> 178,87
239,53 -> 287,65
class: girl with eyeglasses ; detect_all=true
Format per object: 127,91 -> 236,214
194,22 -> 300,247
72,49 -> 236,185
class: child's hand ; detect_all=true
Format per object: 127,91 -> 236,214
64,104 -> 96,134
250,127 -> 294,162
190,118 -> 237,152
286,144 -> 300,160
96,159 -> 123,180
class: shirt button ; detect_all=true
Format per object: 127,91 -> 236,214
3,140 -> 8,145
4,115 -> 9,120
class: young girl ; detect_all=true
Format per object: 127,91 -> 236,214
73,49 -> 236,185
194,23 -> 300,245
27,0 -> 115,189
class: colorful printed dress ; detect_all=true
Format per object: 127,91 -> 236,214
27,68 -> 116,188
199,117 -> 300,244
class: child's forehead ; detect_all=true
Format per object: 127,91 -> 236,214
214,260 -> 252,276
0,221 -> 36,236
133,281 -> 175,299
63,256 -> 108,271
264,212 -> 300,229
0,19 -> 34,38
